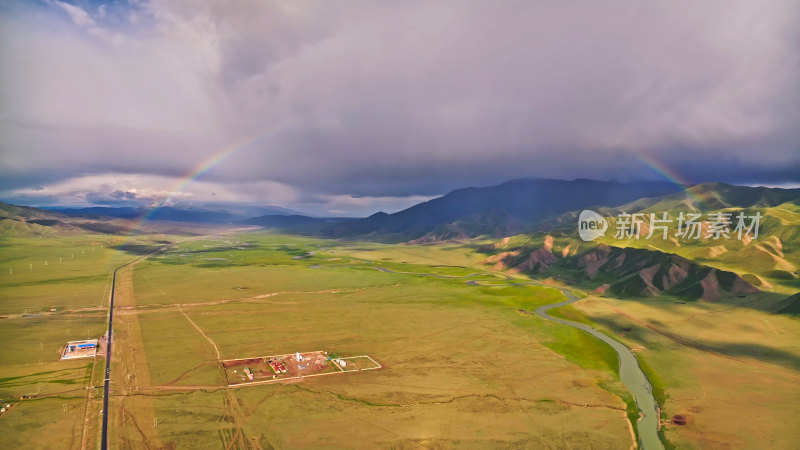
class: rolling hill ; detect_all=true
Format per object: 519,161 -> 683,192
0,201 -> 130,235
319,178 -> 799,298
482,237 -> 763,303
568,185 -> 800,294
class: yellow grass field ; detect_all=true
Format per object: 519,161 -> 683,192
3,230 -> 798,448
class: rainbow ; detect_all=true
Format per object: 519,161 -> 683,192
95,127 -> 289,271
115,136 -> 705,240
633,153 -> 705,209
126,129 -> 281,236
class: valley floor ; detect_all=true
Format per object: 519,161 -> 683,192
1,230 -> 798,448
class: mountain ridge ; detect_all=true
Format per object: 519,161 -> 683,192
324,178 -> 684,240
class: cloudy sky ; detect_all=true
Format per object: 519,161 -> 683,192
1,0 -> 798,216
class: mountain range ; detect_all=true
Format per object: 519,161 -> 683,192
4,177 -> 798,304
47,203 -> 298,224
323,178 -> 685,240
0,202 -> 130,235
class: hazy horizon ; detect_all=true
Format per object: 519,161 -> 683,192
6,177 -> 800,219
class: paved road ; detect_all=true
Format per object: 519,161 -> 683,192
100,266 -> 117,450
99,235 -> 222,449
100,251 -> 161,450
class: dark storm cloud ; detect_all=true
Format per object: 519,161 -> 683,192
86,191 -> 135,205
1,0 -> 798,211
110,190 -> 137,200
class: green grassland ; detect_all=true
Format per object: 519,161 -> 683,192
0,231 -> 192,448
484,225 -> 800,447
0,235 -> 120,314
4,228 -> 799,448
564,294 -> 800,448
116,233 -> 635,448
0,233 -> 124,403
594,203 -> 800,295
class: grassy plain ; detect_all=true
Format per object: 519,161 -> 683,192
4,228 -> 798,448
564,295 -> 800,448
114,233 -> 634,448
0,231 -> 185,449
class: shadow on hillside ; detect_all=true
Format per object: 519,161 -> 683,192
589,316 -> 650,343
77,223 -> 128,234
111,244 -> 166,255
589,315 -> 800,370
703,341 -> 800,370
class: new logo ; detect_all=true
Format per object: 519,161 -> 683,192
578,210 -> 607,241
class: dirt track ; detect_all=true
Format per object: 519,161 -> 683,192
179,303 -> 222,360
110,264 -> 164,448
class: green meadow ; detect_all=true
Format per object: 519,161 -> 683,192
111,233 -> 632,447
2,229 -> 798,448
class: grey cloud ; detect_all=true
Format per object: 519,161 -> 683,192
86,191 -> 140,206
110,190 -> 137,200
1,0 -> 798,210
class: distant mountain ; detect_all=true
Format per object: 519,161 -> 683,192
241,214 -> 354,234
50,205 -> 249,224
49,203 -> 303,224
1,201 -> 65,222
538,182 -> 800,230
324,178 -> 683,240
0,202 -> 128,235
476,180 -> 800,301
46,206 -> 142,219
601,182 -> 800,215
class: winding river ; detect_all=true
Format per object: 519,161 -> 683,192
374,267 -> 664,449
